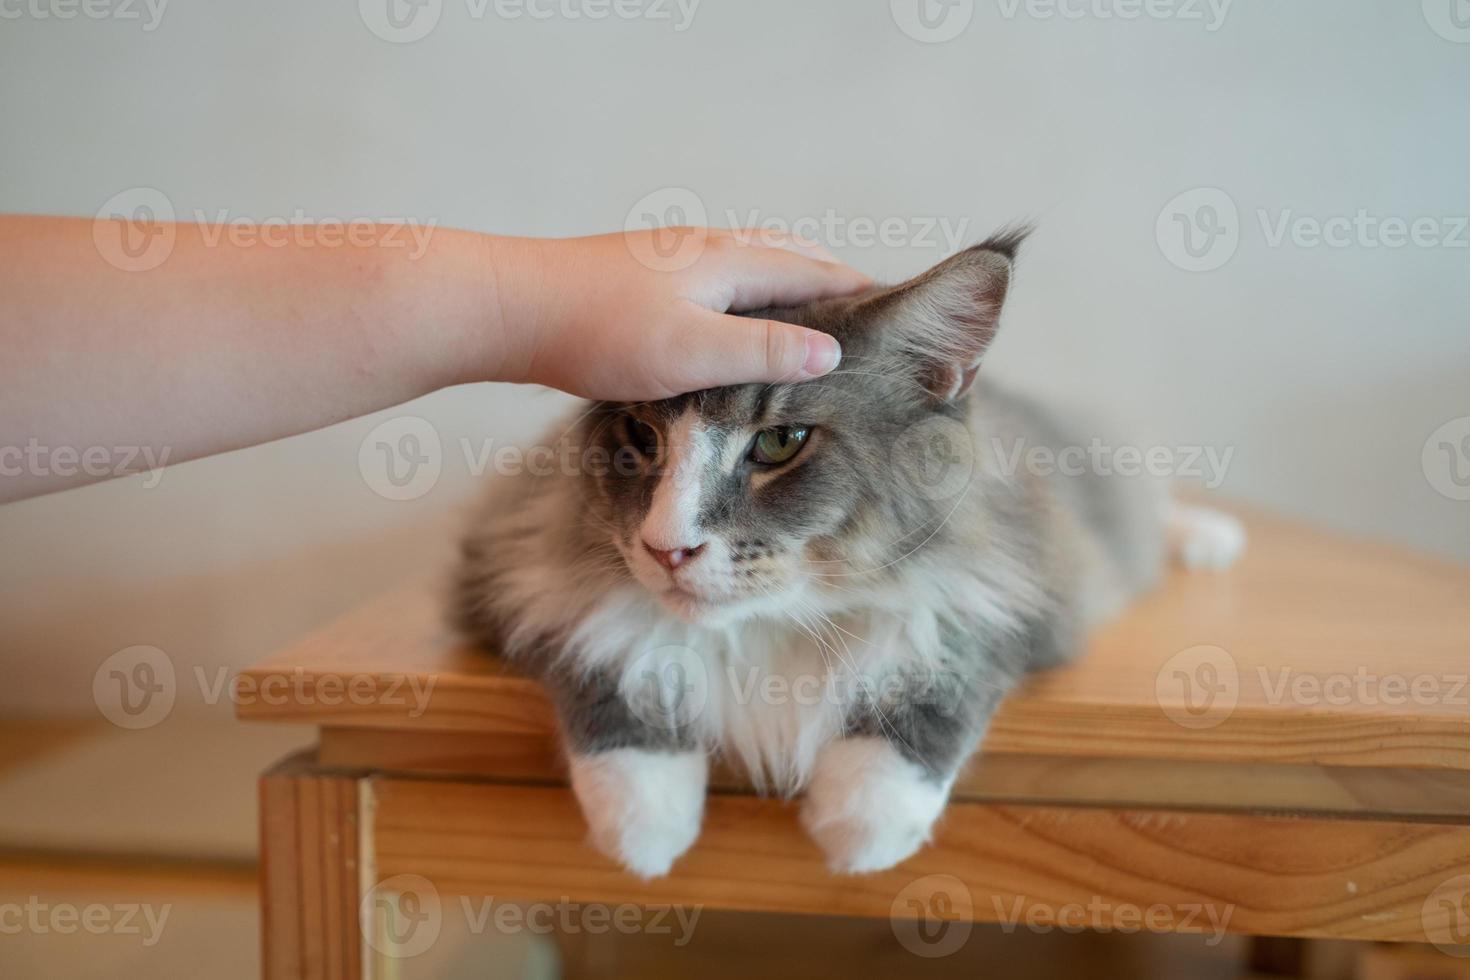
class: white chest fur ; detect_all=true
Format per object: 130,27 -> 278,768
564,592 -> 940,795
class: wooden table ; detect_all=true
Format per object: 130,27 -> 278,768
238,509 -> 1470,979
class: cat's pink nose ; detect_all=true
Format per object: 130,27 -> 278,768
643,540 -> 706,571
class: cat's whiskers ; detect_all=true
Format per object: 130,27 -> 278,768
563,519 -> 624,547
568,545 -> 634,582
800,495 -> 969,579
809,601 -> 934,760
784,594 -> 929,774
790,595 -> 871,650
798,510 -> 952,566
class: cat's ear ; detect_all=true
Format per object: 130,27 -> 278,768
856,228 -> 1026,403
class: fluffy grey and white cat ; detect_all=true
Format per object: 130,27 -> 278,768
454,230 -> 1244,877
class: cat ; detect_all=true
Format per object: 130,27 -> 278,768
453,228 -> 1245,877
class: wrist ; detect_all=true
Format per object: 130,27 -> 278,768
472,233 -> 558,388
422,231 -> 545,389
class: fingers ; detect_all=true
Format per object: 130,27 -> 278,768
696,236 -> 872,312
663,307 -> 843,391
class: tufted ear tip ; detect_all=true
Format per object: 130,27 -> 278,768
854,226 -> 1029,403
973,223 -> 1033,262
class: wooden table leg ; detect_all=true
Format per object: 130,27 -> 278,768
260,752 -> 364,980
1248,936 -> 1306,976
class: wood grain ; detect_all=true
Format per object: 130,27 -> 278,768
319,727 -> 1470,819
260,754 -> 363,980
239,508 -> 1470,770
367,776 -> 1470,944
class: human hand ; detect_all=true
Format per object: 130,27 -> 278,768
0,217 -> 869,500
497,229 -> 871,401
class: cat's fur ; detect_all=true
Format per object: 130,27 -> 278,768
453,230 -> 1244,876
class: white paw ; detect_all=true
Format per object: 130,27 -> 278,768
800,739 -> 951,874
1168,504 -> 1246,571
568,749 -> 707,878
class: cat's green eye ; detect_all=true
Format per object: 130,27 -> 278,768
624,416 -> 660,458
750,426 -> 811,466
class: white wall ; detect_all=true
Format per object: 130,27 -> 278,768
2,0 -> 1467,713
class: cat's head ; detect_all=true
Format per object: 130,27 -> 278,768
579,230 -> 1025,627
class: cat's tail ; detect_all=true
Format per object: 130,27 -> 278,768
1165,500 -> 1247,571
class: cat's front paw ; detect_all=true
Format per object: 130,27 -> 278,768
568,749 -> 707,878
800,738 -> 952,874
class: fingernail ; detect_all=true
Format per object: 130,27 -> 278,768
801,333 -> 842,378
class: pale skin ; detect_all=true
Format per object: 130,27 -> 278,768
0,216 -> 868,502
